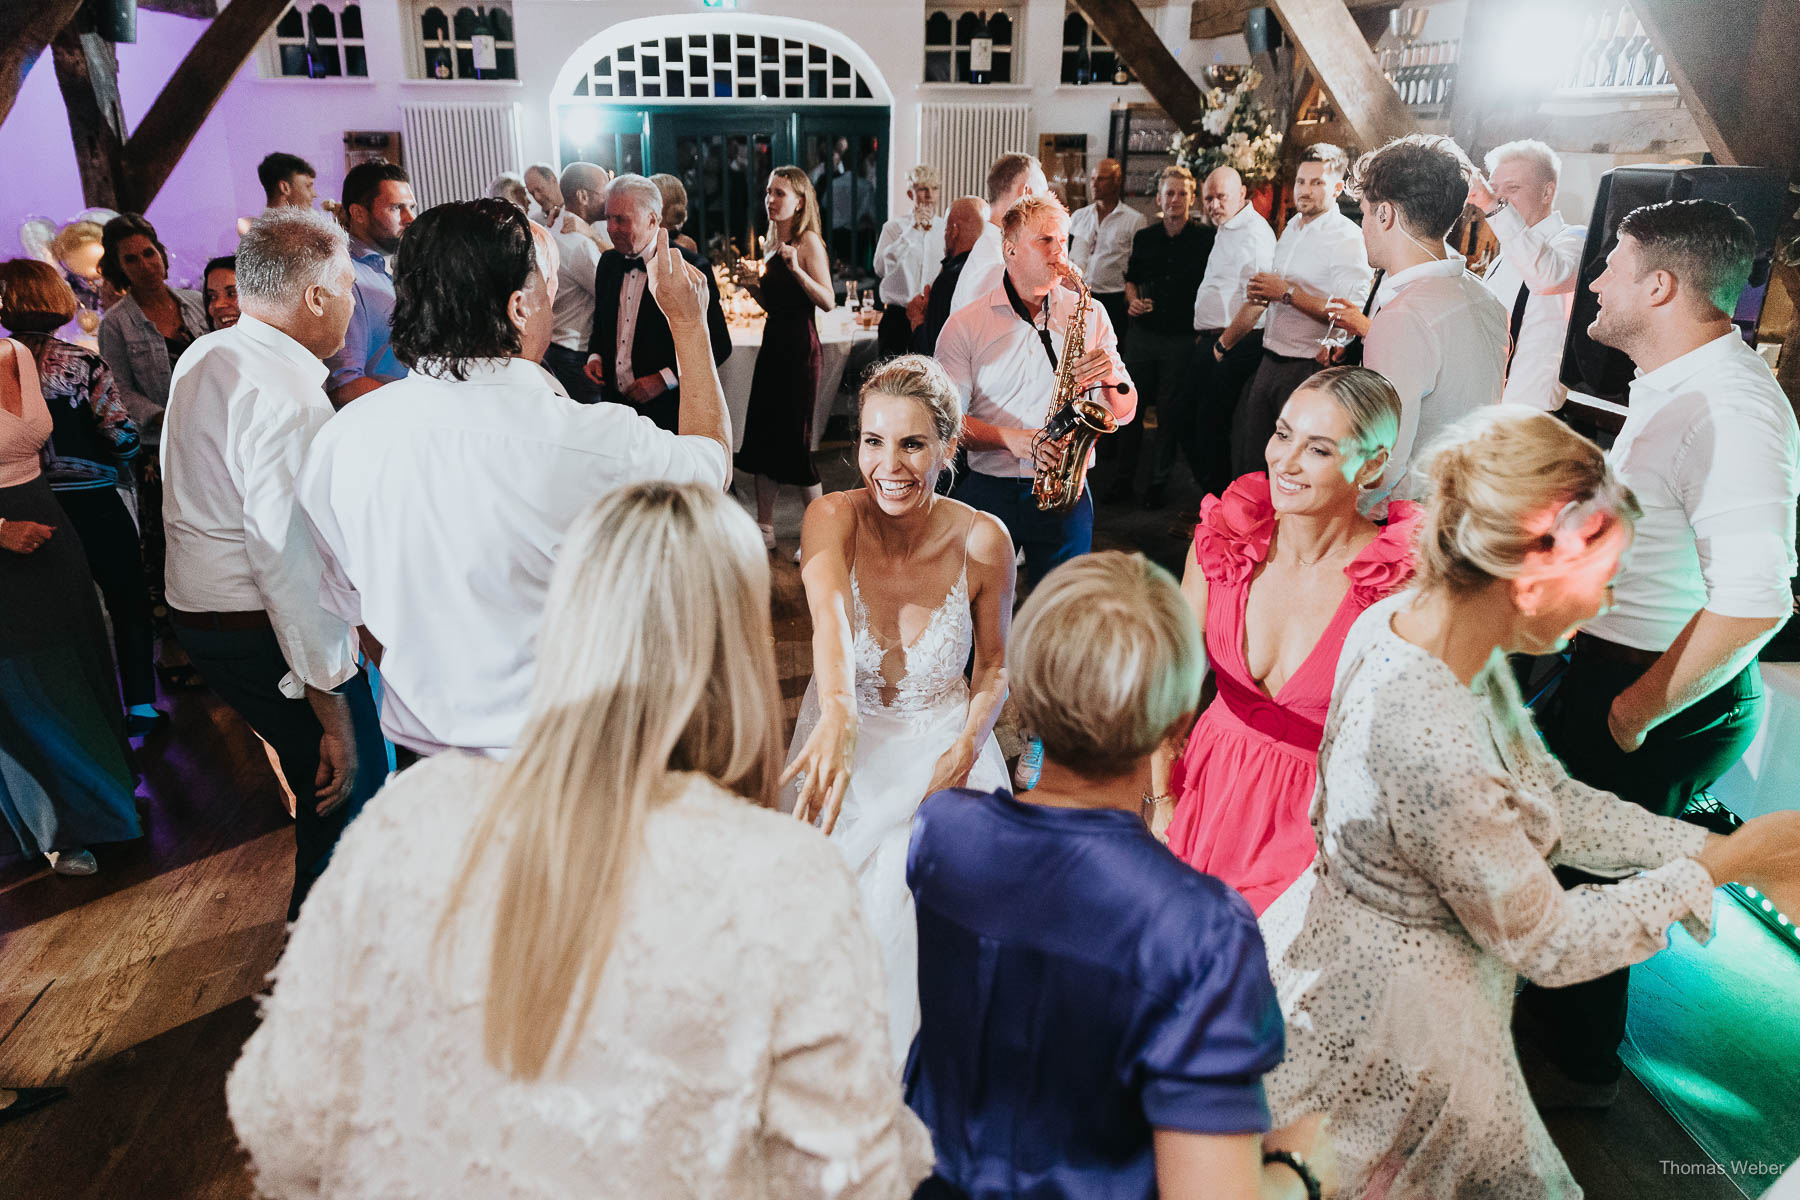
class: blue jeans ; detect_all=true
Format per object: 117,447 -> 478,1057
950,471 -> 1093,588
175,624 -> 388,918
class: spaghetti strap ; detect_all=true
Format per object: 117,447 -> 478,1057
958,508 -> 975,578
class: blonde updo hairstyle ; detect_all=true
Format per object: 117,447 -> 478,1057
857,354 -> 964,482
1010,552 -> 1203,778
1416,407 -> 1639,595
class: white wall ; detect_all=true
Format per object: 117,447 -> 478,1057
0,0 -> 1250,278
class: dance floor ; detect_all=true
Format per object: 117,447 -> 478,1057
0,439 -> 1753,1198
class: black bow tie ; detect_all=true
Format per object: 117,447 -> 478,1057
619,255 -> 645,273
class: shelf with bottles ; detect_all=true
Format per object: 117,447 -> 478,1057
923,6 -> 1018,85
1107,104 -> 1179,205
1377,39 -> 1460,117
1060,7 -> 1134,87
1557,5 -> 1673,94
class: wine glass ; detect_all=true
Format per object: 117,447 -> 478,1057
1319,297 -> 1355,351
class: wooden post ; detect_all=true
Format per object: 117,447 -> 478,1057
0,0 -> 87,129
51,12 -> 129,211
1267,0 -> 1416,149
1073,0 -> 1205,130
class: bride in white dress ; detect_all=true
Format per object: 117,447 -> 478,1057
786,355 -> 1014,1065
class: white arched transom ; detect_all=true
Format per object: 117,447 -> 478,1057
552,15 -> 891,107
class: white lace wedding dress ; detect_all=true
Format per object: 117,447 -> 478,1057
787,551 -> 1008,1068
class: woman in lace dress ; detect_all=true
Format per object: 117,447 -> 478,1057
227,482 -> 932,1199
1152,366 -> 1419,914
787,355 -> 1014,1065
1260,408 -> 1800,1199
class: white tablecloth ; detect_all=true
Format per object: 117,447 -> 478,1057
1712,661 -> 1800,820
719,313 -> 880,452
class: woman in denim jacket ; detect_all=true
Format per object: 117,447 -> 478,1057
96,214 -> 208,689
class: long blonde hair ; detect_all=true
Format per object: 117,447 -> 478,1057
767,164 -> 822,243
436,483 -> 784,1080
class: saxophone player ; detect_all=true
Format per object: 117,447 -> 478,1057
937,194 -> 1134,587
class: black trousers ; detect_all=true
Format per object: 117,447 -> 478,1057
54,486 -> 157,709
176,624 -> 389,918
541,342 -> 603,404
878,304 -> 913,359
1092,290 -> 1130,359
1188,330 -> 1265,498
1517,648 -> 1764,1083
1106,325 -> 1191,493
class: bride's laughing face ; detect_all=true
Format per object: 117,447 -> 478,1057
859,392 -> 947,515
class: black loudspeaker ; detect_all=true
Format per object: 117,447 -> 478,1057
90,0 -> 138,44
1559,163 -> 1788,406
1244,8 -> 1281,54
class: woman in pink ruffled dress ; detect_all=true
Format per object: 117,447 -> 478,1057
1152,366 -> 1420,914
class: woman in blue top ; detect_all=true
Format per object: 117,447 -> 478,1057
905,550 -> 1334,1200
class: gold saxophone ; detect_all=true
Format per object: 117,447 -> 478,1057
1031,263 -> 1117,514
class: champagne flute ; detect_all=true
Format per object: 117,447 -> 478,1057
1318,296 -> 1355,351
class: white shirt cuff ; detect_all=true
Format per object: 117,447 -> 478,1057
660,367 -> 678,390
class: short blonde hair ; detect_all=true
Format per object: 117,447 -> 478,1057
650,173 -> 689,230
908,164 -> 942,191
1001,192 -> 1069,244
1009,552 -> 1203,777
1416,407 -> 1639,594
1158,164 -> 1196,189
1484,139 -> 1560,187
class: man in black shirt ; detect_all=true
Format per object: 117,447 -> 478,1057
910,196 -> 990,356
1102,166 -> 1213,504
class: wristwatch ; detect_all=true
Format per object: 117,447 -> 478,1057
1280,284 -> 1296,306
1263,1150 -> 1322,1200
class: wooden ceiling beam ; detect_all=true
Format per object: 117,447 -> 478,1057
1267,0 -> 1416,149
1074,0 -> 1205,129
121,0 -> 290,209
0,0 -> 86,129
1191,0 -> 1390,42
141,0 -> 221,16
1634,0 -> 1800,173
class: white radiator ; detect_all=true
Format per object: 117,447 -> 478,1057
398,102 -> 524,210
918,103 -> 1032,206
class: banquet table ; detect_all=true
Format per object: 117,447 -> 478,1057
718,311 -> 881,452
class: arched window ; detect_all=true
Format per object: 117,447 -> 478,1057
573,26 -> 880,103
1060,3 -> 1130,85
926,6 -> 1021,84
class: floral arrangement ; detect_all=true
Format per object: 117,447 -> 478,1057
1170,67 -> 1284,187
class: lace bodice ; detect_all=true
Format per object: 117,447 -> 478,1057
850,565 -> 973,716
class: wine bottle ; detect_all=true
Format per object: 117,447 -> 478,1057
1074,40 -> 1091,85
1611,18 -> 1647,87
1629,21 -> 1657,86
1564,12 -> 1598,88
970,11 -> 994,86
1577,8 -> 1613,88
1598,9 -> 1635,88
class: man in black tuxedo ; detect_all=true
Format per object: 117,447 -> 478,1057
584,173 -> 730,430
909,195 -> 989,356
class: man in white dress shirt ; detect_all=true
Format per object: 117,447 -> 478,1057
299,201 -> 732,762
539,160 -> 610,403
1232,144 -> 1374,482
1467,140 -> 1586,411
937,194 -> 1134,586
1066,158 -> 1147,355
948,153 -> 1049,315
1519,198 -> 1799,1106
1153,166 -> 1275,508
873,165 -> 945,358
161,208 -> 388,918
1355,135 -> 1509,497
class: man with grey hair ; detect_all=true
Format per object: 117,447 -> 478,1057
873,164 -> 945,356
522,162 -> 562,222
1468,138 -> 1586,410
584,172 -> 729,428
160,207 -> 388,920
489,171 -> 530,212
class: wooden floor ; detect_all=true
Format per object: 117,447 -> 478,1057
0,453 -> 1751,1199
